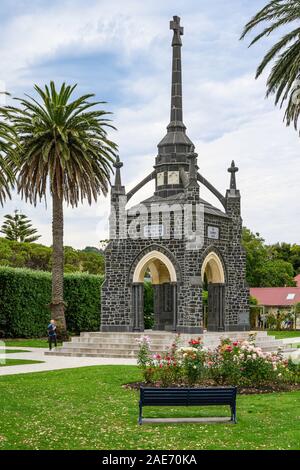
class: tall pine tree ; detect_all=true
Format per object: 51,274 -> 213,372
1,210 -> 41,243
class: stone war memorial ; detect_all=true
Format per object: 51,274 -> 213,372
101,15 -> 250,335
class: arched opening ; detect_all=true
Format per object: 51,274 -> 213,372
201,252 -> 225,332
132,251 -> 177,331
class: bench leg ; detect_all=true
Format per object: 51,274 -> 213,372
231,404 -> 237,424
138,403 -> 143,425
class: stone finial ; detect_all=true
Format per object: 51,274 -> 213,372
170,15 -> 184,46
113,155 -> 123,189
228,160 -> 239,190
187,146 -> 198,187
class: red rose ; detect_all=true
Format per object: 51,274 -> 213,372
190,339 -> 200,345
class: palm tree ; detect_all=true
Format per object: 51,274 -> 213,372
241,0 -> 300,129
0,82 -> 117,333
1,210 -> 41,243
0,108 -> 15,206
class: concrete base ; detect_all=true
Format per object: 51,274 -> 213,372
225,325 -> 251,332
101,325 -> 132,332
176,326 -> 203,334
46,330 -> 292,358
100,322 -> 250,334
101,325 -> 203,334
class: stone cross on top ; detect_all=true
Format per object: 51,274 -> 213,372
170,15 -> 184,46
228,160 -> 239,190
113,155 -> 124,190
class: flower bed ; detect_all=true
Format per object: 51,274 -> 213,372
134,334 -> 300,391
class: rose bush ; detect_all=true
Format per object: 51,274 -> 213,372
137,334 -> 300,388
176,338 -> 207,385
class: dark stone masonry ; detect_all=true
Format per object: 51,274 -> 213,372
101,16 -> 250,334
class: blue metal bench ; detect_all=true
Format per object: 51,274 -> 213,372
139,387 -> 237,424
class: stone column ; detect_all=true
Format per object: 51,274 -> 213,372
132,283 -> 144,332
171,282 -> 178,331
225,162 -> 250,331
177,270 -> 203,334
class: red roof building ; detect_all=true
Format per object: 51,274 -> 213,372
250,275 -> 300,309
250,287 -> 300,307
250,276 -> 300,328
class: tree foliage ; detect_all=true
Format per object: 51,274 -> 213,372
242,227 -> 297,287
257,259 -> 295,287
241,0 -> 300,130
0,110 -> 15,206
0,237 -> 105,275
268,242 -> 300,274
1,210 -> 40,243
1,82 -> 117,206
144,281 -> 154,329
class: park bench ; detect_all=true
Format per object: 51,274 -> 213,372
138,387 -> 237,424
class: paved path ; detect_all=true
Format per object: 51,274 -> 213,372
281,337 -> 300,345
0,347 -> 137,376
0,340 -> 299,376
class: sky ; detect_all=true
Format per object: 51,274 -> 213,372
0,0 -> 299,248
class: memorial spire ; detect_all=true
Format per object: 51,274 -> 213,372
157,15 -> 194,156
169,15 -> 184,126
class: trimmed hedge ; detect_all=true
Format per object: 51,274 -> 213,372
0,267 -> 104,338
64,273 -> 103,334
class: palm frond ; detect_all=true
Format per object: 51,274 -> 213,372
1,81 -> 118,206
241,0 -> 300,130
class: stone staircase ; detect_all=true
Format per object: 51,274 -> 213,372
45,330 -> 296,358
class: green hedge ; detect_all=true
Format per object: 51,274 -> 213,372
64,273 -> 103,333
0,267 -> 104,338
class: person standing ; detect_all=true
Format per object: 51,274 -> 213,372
47,319 -> 57,351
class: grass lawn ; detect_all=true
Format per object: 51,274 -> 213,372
268,330 -> 300,339
0,359 -> 44,367
0,349 -> 30,354
0,366 -> 299,450
2,338 -> 62,348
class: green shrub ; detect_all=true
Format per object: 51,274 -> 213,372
0,267 -> 103,338
144,281 -> 154,329
249,295 -> 260,329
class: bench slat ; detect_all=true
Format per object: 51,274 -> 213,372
139,387 -> 237,425
142,400 -> 234,405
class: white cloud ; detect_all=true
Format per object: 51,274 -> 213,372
196,110 -> 300,244
0,0 -> 165,89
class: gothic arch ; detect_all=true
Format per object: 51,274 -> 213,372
133,251 -> 177,284
200,246 -> 226,284
128,244 -> 182,284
